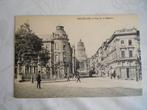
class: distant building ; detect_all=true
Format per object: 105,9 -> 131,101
89,28 -> 141,80
77,39 -> 88,73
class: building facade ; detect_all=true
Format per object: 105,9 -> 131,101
89,28 -> 141,80
16,26 -> 74,80
42,26 -> 73,79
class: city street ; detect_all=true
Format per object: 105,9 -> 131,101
14,77 -> 142,98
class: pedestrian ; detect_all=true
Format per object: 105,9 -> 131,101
31,74 -> 34,83
76,71 -> 81,83
113,70 -> 116,79
117,75 -> 120,80
36,72 -> 42,89
67,73 -> 70,82
73,72 -> 77,79
110,67 -> 114,79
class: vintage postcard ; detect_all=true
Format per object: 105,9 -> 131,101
14,15 -> 142,98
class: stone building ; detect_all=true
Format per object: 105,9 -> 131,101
76,39 -> 88,73
89,28 -> 141,80
42,26 -> 73,79
16,26 -> 74,81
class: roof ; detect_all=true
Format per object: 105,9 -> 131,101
53,26 -> 68,40
108,27 -> 139,44
90,27 -> 139,59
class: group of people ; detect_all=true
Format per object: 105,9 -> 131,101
109,67 -> 120,80
34,71 -> 81,89
66,71 -> 81,83
89,67 -> 120,80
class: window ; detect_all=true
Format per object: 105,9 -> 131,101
122,61 -> 125,64
101,57 -> 103,61
63,45 -> 66,50
128,40 -> 132,45
54,43 -> 56,49
129,50 -> 133,57
121,51 -> 125,58
55,55 -> 59,63
121,40 -> 124,44
55,43 -> 59,50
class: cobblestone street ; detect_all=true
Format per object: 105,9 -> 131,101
14,77 -> 142,98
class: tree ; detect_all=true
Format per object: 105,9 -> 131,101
15,23 -> 43,64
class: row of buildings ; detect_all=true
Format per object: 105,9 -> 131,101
88,27 -> 141,80
16,26 -> 141,81
16,25 -> 89,80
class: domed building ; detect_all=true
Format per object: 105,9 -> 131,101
42,26 -> 72,79
77,39 -> 87,61
53,26 -> 69,40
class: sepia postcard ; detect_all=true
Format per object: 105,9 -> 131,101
14,15 -> 142,98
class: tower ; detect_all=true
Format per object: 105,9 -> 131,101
77,39 -> 87,73
77,39 -> 87,61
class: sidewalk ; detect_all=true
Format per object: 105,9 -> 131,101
15,77 -> 142,89
47,77 -> 142,89
14,77 -> 142,98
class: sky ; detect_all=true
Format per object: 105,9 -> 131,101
15,15 -> 139,57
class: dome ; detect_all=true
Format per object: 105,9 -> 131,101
77,39 -> 84,47
77,39 -> 87,61
53,26 -> 68,40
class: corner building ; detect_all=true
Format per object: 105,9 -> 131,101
90,28 -> 141,80
42,26 -> 72,79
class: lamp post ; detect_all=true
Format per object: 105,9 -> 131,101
37,55 -> 41,73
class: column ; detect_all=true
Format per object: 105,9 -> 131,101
17,60 -> 21,81
23,65 -> 26,78
37,55 -> 41,72
17,63 -> 20,81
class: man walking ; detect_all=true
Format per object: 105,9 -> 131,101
36,72 -> 41,89
31,74 -> 34,83
67,73 -> 70,82
76,71 -> 81,83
